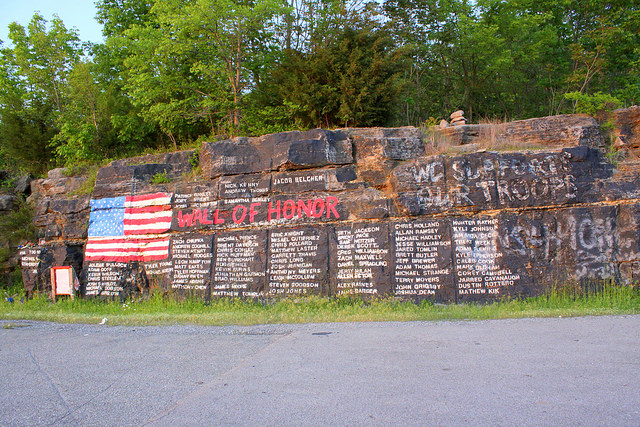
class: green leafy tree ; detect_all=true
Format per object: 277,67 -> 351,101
383,0 -> 565,124
257,6 -> 403,128
52,60 -> 156,163
0,14 -> 82,174
96,0 -> 156,38
115,0 -> 288,142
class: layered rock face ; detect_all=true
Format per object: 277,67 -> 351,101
22,110 -> 640,302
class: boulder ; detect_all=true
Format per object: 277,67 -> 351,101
30,176 -> 88,198
93,150 -> 197,198
0,195 -> 16,211
343,127 -> 424,189
14,175 -> 32,195
47,168 -> 71,180
613,106 -> 640,155
200,129 -> 354,179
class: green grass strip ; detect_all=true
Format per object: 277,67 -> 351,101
1,284 -> 639,326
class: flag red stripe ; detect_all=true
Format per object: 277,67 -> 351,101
123,228 -> 172,235
85,236 -> 170,262
86,254 -> 142,262
85,253 -> 170,262
84,254 -> 169,262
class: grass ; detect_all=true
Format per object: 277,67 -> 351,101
421,118 -> 553,156
68,164 -> 100,196
1,282 -> 638,326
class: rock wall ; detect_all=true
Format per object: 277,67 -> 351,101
21,109 -> 640,301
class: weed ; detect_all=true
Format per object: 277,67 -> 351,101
189,148 -> 200,169
182,149 -> 203,181
0,176 -> 15,192
0,197 -> 36,260
69,165 -> 99,196
150,172 -> 171,184
421,125 -> 455,156
421,118 -> 547,156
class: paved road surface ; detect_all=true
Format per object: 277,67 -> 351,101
1,316 -> 639,426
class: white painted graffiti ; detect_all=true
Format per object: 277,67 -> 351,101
411,153 -> 578,209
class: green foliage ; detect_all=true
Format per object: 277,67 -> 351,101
183,149 -> 203,179
1,267 -> 25,296
189,150 -> 199,169
1,281 -> 638,325
0,14 -> 83,174
0,197 -> 36,264
563,91 -> 622,164
150,171 -> 171,184
114,0 -> 288,141
1,0 -> 640,176
242,101 -> 305,136
69,164 -> 100,196
96,0 -> 155,38
564,91 -> 621,116
0,175 -> 15,192
260,16 -> 403,128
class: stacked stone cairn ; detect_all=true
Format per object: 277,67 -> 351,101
438,110 -> 468,128
450,110 -> 467,126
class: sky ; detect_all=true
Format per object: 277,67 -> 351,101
0,0 -> 104,45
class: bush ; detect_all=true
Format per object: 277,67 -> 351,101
564,91 -> 621,117
150,172 -> 171,184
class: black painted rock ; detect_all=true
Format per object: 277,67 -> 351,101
201,129 -> 354,179
82,261 -> 148,299
213,229 -> 267,298
266,226 -> 329,296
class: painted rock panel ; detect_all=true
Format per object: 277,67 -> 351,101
452,217 -> 531,302
392,219 -> 455,302
19,246 -> 46,293
170,234 -> 213,297
24,123 -> 640,303
212,230 -> 267,298
83,261 -> 147,298
330,222 -> 391,297
267,226 -> 328,296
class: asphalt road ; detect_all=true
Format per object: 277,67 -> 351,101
1,316 -> 639,426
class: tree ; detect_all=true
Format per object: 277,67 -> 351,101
255,4 -> 403,129
0,14 -> 82,173
383,0 -> 565,124
115,0 -> 288,142
96,0 -> 156,38
52,60 -> 157,163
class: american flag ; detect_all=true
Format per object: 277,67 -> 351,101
85,192 -> 172,262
